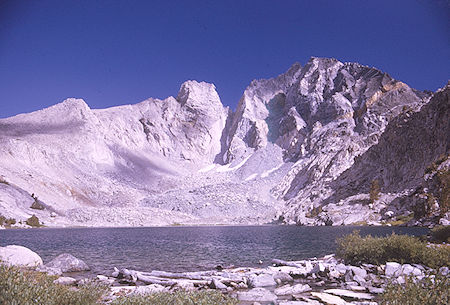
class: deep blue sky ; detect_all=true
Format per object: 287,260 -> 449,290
0,0 -> 449,118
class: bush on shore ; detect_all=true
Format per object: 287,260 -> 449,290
381,273 -> 449,305
336,231 -> 450,268
111,290 -> 238,305
0,263 -> 106,305
0,263 -> 238,305
430,225 -> 450,243
26,215 -> 41,227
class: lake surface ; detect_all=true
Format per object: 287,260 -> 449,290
0,226 -> 428,275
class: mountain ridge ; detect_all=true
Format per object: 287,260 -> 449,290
0,57 -> 448,227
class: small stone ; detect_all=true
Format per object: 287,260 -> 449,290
336,263 -> 348,274
396,276 -> 406,285
53,276 -> 77,285
311,262 -> 326,274
347,285 -> 366,291
349,266 -> 367,278
237,288 -> 277,302
368,286 -> 384,294
248,273 -> 276,288
401,264 -> 422,276
275,283 -> 311,295
385,262 -> 401,277
353,274 -> 367,285
324,288 -> 374,300
112,267 -> 120,277
439,266 -> 449,276
134,284 -> 166,295
210,278 -> 227,289
311,292 -> 350,305
36,265 -> 63,276
273,271 -> 294,283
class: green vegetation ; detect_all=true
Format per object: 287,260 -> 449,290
385,213 -> 414,226
1,216 -> 17,227
424,154 -> 448,175
111,290 -> 238,305
437,168 -> 449,216
0,263 -> 237,305
306,205 -> 322,218
369,179 -> 381,203
336,231 -> 450,269
381,273 -> 449,305
26,215 -> 41,227
431,225 -> 450,243
0,263 -> 106,305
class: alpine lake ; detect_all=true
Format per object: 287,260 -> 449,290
0,225 -> 428,276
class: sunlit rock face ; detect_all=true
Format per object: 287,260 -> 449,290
0,58 -> 447,227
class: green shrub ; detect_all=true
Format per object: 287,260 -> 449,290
5,218 -> 16,226
0,263 -> 106,305
381,273 -> 449,305
0,215 -> 5,226
26,215 -> 41,227
336,231 -> 450,268
111,290 -> 238,305
431,226 -> 450,243
369,179 -> 381,203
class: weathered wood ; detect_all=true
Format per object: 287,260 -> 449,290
148,270 -> 205,280
272,259 -> 303,268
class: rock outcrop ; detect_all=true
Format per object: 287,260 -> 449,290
0,57 -> 447,227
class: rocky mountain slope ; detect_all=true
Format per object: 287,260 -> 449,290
0,57 -> 448,227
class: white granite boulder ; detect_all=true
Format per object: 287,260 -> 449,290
0,245 -> 43,268
45,253 -> 90,272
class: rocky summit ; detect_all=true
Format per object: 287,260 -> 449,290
0,57 -> 448,227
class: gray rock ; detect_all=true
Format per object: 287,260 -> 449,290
0,245 -> 43,268
45,253 -> 90,272
237,288 -> 277,302
134,284 -> 166,295
279,301 -> 320,305
439,266 -> 449,276
248,273 -> 277,288
401,264 -> 423,276
385,262 -> 401,277
210,278 -> 227,289
324,289 -> 373,300
36,265 -> 63,276
275,283 -> 311,295
53,276 -> 77,285
350,266 -> 367,278
368,286 -> 384,294
336,263 -> 348,274
353,274 -> 367,285
310,292 -> 350,305
273,271 -> 294,283
311,262 -> 326,274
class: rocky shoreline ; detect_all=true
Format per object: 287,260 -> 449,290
1,244 -> 448,304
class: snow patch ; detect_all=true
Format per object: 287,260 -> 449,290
261,163 -> 283,178
198,164 -> 216,173
244,173 -> 258,181
216,154 -> 252,173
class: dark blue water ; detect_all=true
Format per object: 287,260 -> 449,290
0,226 -> 427,275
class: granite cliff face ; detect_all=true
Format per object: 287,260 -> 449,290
0,57 -> 447,227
